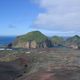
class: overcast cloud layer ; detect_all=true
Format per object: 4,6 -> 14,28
33,0 -> 80,35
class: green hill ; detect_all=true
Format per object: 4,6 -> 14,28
66,35 -> 80,45
65,35 -> 80,48
18,31 -> 48,43
51,36 -> 64,46
67,35 -> 80,41
13,31 -> 51,48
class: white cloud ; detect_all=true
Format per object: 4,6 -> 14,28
33,0 -> 80,33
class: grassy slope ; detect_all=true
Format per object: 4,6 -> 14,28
65,35 -> 80,46
17,31 -> 48,43
51,36 -> 64,45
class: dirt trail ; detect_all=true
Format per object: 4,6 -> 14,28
38,72 -> 53,80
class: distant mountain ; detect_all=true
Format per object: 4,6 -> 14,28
65,35 -> 80,49
13,31 -> 52,48
51,36 -> 64,46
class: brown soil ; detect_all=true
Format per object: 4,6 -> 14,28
17,68 -> 80,80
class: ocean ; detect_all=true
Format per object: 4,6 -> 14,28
0,36 -> 69,47
0,36 -> 16,47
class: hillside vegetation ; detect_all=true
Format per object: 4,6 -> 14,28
16,31 -> 48,43
13,31 -> 52,48
65,35 -> 80,48
51,36 -> 64,46
12,31 -> 80,49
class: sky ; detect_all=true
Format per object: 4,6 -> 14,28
0,0 -> 80,36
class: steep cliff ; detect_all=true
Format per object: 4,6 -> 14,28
13,31 -> 52,48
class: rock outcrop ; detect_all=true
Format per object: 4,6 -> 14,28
13,31 -> 52,48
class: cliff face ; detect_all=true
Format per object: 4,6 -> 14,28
11,32 -> 80,49
24,40 -> 52,48
13,31 -> 52,48
65,35 -> 80,49
25,41 -> 37,48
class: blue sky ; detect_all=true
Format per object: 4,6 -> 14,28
0,0 -> 80,36
0,0 -> 41,36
